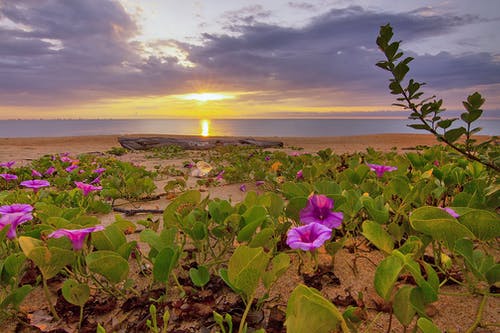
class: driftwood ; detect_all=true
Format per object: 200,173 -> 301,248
118,136 -> 283,151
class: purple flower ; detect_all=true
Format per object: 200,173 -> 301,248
286,222 -> 332,251
299,194 -> 343,229
93,167 -> 106,174
0,173 -> 18,181
31,169 -> 42,177
90,176 -> 101,184
75,181 -> 102,196
215,170 -> 225,180
265,156 -> 271,161
184,162 -> 194,169
289,151 -> 300,157
48,225 -> 105,250
20,179 -> 50,192
60,156 -> 72,163
239,184 -> 247,192
255,180 -> 265,186
296,170 -> 304,180
65,164 -> 78,172
44,166 -> 56,175
441,207 -> 460,218
367,163 -> 398,178
0,204 -> 33,239
0,161 -> 15,169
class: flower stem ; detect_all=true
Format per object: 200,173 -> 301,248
465,293 -> 488,333
238,294 -> 255,333
42,277 -> 60,321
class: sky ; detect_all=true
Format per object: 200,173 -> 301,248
0,0 -> 499,119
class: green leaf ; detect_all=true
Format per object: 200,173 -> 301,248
458,210 -> 500,241
163,190 -> 200,228
374,253 -> 404,300
189,266 -> 210,288
393,286 -> 416,327
62,278 -> 90,307
86,250 -> 129,283
0,285 -> 33,309
409,206 -> 475,249
237,206 -> 267,242
263,253 -> 290,289
361,221 -> 394,254
22,245 -> 75,280
444,127 -> 466,143
417,317 -> 441,333
486,264 -> 500,285
153,247 -> 179,283
285,284 -> 349,333
92,224 -> 126,251
227,246 -> 269,300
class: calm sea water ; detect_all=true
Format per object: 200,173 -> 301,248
0,119 -> 498,138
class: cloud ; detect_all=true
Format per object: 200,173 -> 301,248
0,1 -> 498,113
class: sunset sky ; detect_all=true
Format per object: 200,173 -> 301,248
0,0 -> 499,119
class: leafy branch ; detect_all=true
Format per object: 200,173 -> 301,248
376,23 -> 499,172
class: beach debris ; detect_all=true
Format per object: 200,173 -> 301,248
191,161 -> 213,178
118,136 -> 283,150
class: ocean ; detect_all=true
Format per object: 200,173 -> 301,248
0,119 -> 498,138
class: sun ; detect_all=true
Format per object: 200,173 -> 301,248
177,92 -> 234,102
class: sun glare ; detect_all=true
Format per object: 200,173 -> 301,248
201,119 -> 210,137
178,93 -> 234,102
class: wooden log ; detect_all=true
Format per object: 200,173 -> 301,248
118,136 -> 283,150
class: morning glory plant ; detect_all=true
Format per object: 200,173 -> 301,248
75,181 -> 103,196
0,161 -> 16,168
299,194 -> 343,229
48,225 -> 105,251
286,222 -> 332,251
20,179 -> 50,193
0,204 -> 33,239
0,173 -> 18,181
367,163 -> 398,178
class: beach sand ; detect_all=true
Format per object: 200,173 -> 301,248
0,133 -> 443,161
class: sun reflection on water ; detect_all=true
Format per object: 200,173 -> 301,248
200,119 -> 210,137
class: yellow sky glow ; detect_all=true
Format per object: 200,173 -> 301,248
176,92 -> 235,102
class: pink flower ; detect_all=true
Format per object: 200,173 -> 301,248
0,161 -> 15,169
75,181 -> 102,196
215,170 -> 225,180
367,163 -> 398,178
441,207 -> 460,218
60,156 -> 72,163
296,169 -> 304,180
31,169 -> 42,177
433,160 -> 440,167
48,225 -> 105,250
44,166 -> 56,175
93,167 -> 106,174
255,180 -> 265,186
20,179 -> 50,192
265,156 -> 271,161
65,164 -> 78,172
286,222 -> 332,251
0,204 -> 33,239
0,173 -> 18,181
90,176 -> 101,184
300,194 -> 343,229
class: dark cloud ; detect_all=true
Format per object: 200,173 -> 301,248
0,1 -> 498,111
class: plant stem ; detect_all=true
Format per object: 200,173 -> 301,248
78,305 -> 84,330
238,294 -> 254,333
465,293 -> 488,333
42,277 -> 60,321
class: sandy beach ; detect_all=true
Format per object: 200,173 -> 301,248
0,133 -> 444,161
